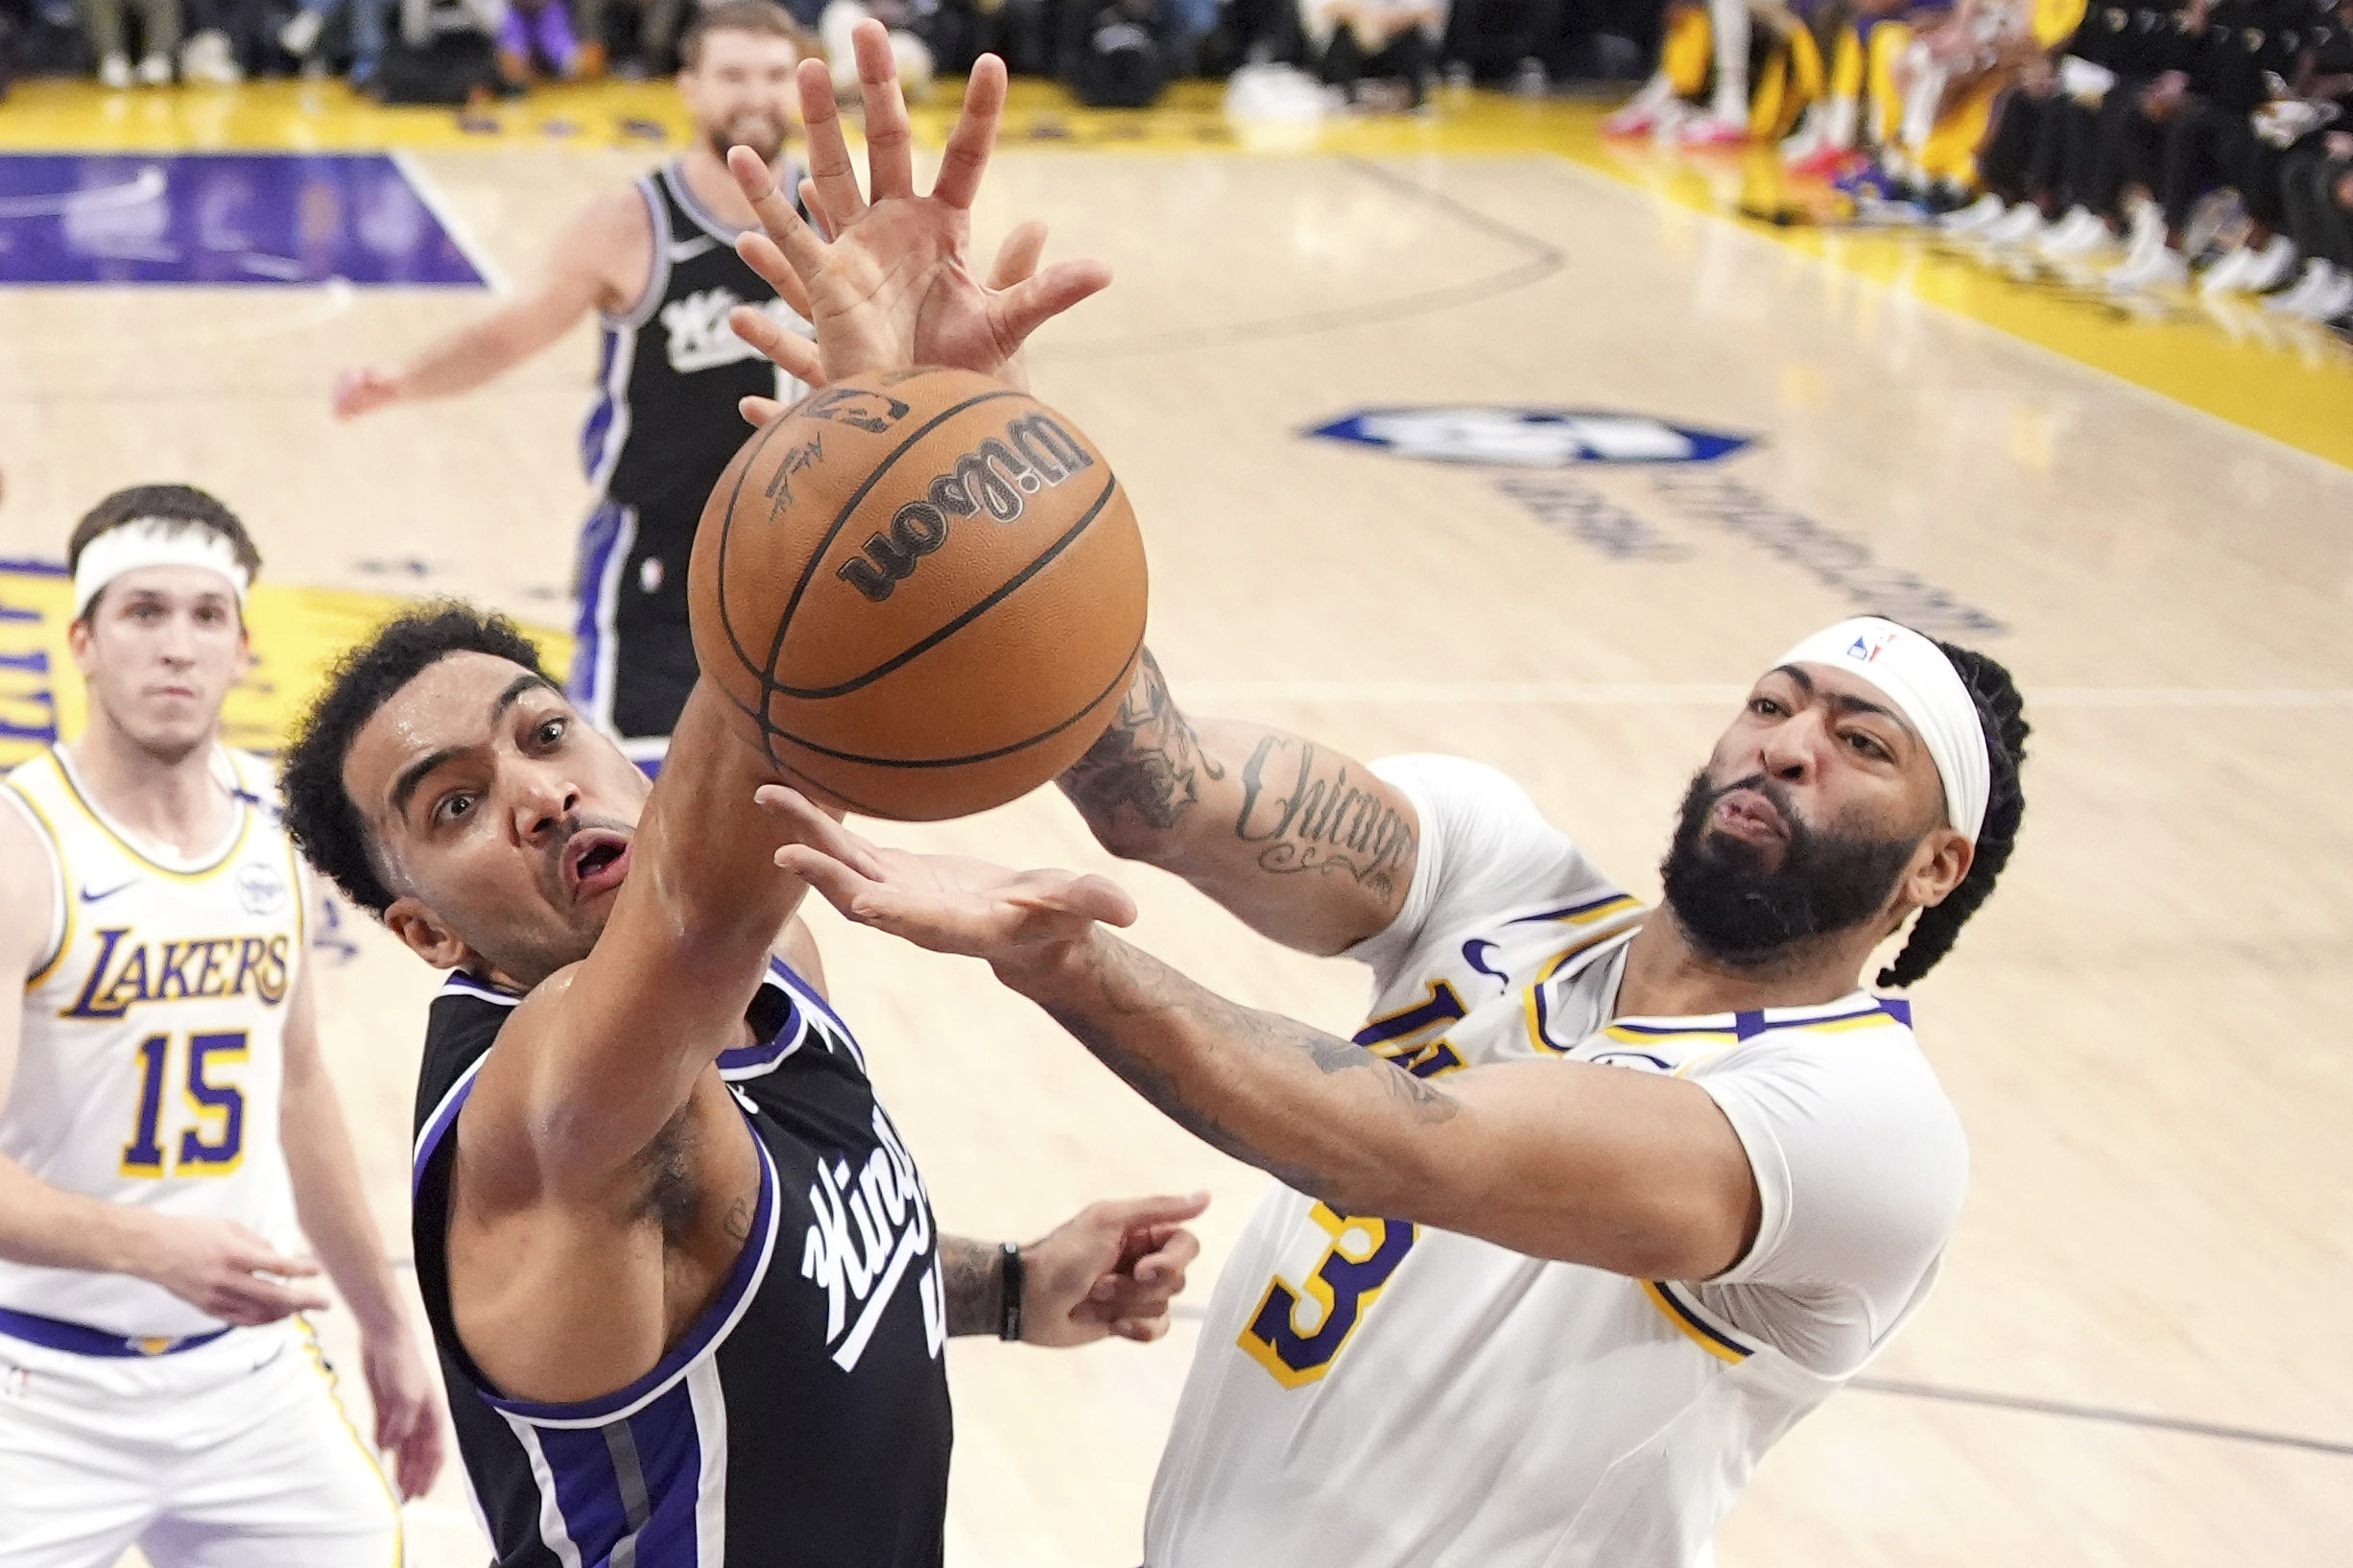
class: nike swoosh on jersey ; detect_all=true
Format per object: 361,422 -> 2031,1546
80,879 -> 138,903
667,236 -> 720,263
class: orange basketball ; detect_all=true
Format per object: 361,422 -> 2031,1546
686,367 -> 1148,820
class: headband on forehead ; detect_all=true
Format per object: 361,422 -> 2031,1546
1774,616 -> 1991,843
72,518 -> 251,620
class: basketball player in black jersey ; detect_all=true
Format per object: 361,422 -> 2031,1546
283,36 -> 1168,1567
333,1 -> 816,774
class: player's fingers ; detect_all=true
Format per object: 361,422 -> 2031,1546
740,394 -> 791,428
797,56 -> 868,222
852,18 -> 916,202
729,150 -> 830,282
1109,1316 -> 1167,1342
933,52 -> 1008,210
399,1418 -> 448,1500
986,220 -> 1048,293
989,257 -> 1113,352
1132,1227 -> 1203,1287
727,303 -> 822,386
736,228 -> 816,321
222,1275 -> 330,1321
773,845 -> 894,927
798,178 -> 833,243
1008,870 -> 1137,929
755,784 -> 894,880
229,1243 -> 322,1278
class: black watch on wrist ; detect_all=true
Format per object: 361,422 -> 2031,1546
997,1242 -> 1024,1342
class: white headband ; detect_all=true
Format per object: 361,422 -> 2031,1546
72,518 -> 250,619
1774,616 -> 1990,842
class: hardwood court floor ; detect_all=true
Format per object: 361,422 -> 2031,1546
1,78 -> 2349,1568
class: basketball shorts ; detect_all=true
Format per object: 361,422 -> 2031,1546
0,1319 -> 400,1568
572,497 -> 700,774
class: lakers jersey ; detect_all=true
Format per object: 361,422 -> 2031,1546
0,747 -> 304,1342
1146,756 -> 1970,1568
412,958 -> 953,1567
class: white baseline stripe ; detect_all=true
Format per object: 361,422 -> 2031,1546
392,150 -> 507,294
1178,681 -> 2353,710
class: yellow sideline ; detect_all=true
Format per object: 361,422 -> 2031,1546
1,75 -> 2346,467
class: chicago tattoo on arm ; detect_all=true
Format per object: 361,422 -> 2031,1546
1059,652 -> 1223,832
939,1237 -> 1006,1338
1235,738 -> 1414,898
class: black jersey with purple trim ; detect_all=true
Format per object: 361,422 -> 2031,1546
410,959 -> 952,1568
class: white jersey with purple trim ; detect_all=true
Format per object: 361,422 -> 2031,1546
0,746 -> 305,1342
1144,755 -> 1970,1568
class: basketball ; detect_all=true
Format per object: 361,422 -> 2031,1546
686,366 -> 1148,820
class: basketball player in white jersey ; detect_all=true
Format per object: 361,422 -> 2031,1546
753,617 -> 2029,1567
0,486 -> 443,1566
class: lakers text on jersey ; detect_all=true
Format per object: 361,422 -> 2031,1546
0,745 -> 305,1343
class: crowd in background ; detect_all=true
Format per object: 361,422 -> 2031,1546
1608,0 -> 2353,327
0,0 -> 1659,106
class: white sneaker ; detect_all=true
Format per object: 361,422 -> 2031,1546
2196,244 -> 2261,296
278,7 -> 323,56
2106,244 -> 2186,291
180,30 -> 240,84
2265,258 -> 2337,314
2300,268 -> 2353,321
99,52 -> 132,89
2039,206 -> 2114,257
134,51 -> 171,84
1942,193 -> 2008,233
1984,202 -> 2049,246
2124,197 -> 2163,253
2241,235 -> 2298,295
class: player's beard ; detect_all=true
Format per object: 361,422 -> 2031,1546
706,112 -> 787,169
1658,770 -> 1920,967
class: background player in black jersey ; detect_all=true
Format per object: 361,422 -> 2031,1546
332,0 -> 826,773
280,36 -> 1174,1567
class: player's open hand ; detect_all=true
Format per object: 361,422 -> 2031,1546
361,1319 -> 449,1500
722,19 -> 1109,419
756,783 -> 1135,961
141,1215 -> 334,1326
1019,1193 -> 1209,1346
331,365 -> 402,419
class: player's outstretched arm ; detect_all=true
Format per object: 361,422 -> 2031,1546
277,958 -> 447,1500
1058,651 -> 1421,958
332,189 -> 644,417
722,20 -> 1111,417
760,795 -> 1760,1281
0,796 -> 332,1321
465,682 -> 815,1193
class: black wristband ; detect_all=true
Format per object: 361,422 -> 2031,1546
997,1243 -> 1024,1342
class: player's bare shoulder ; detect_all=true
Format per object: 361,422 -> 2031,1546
570,178 -> 661,318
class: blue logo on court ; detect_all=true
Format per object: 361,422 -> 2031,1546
1305,408 -> 1753,466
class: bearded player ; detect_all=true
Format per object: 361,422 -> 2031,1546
756,616 -> 2027,1567
0,486 -> 441,1566
334,0 -> 821,773
278,39 -> 1190,1567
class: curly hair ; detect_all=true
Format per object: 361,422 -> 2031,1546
279,601 -> 550,917
1877,640 -> 2030,987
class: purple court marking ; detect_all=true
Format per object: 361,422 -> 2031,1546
0,153 -> 487,287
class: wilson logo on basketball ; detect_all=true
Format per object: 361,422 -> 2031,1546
836,413 -> 1098,604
